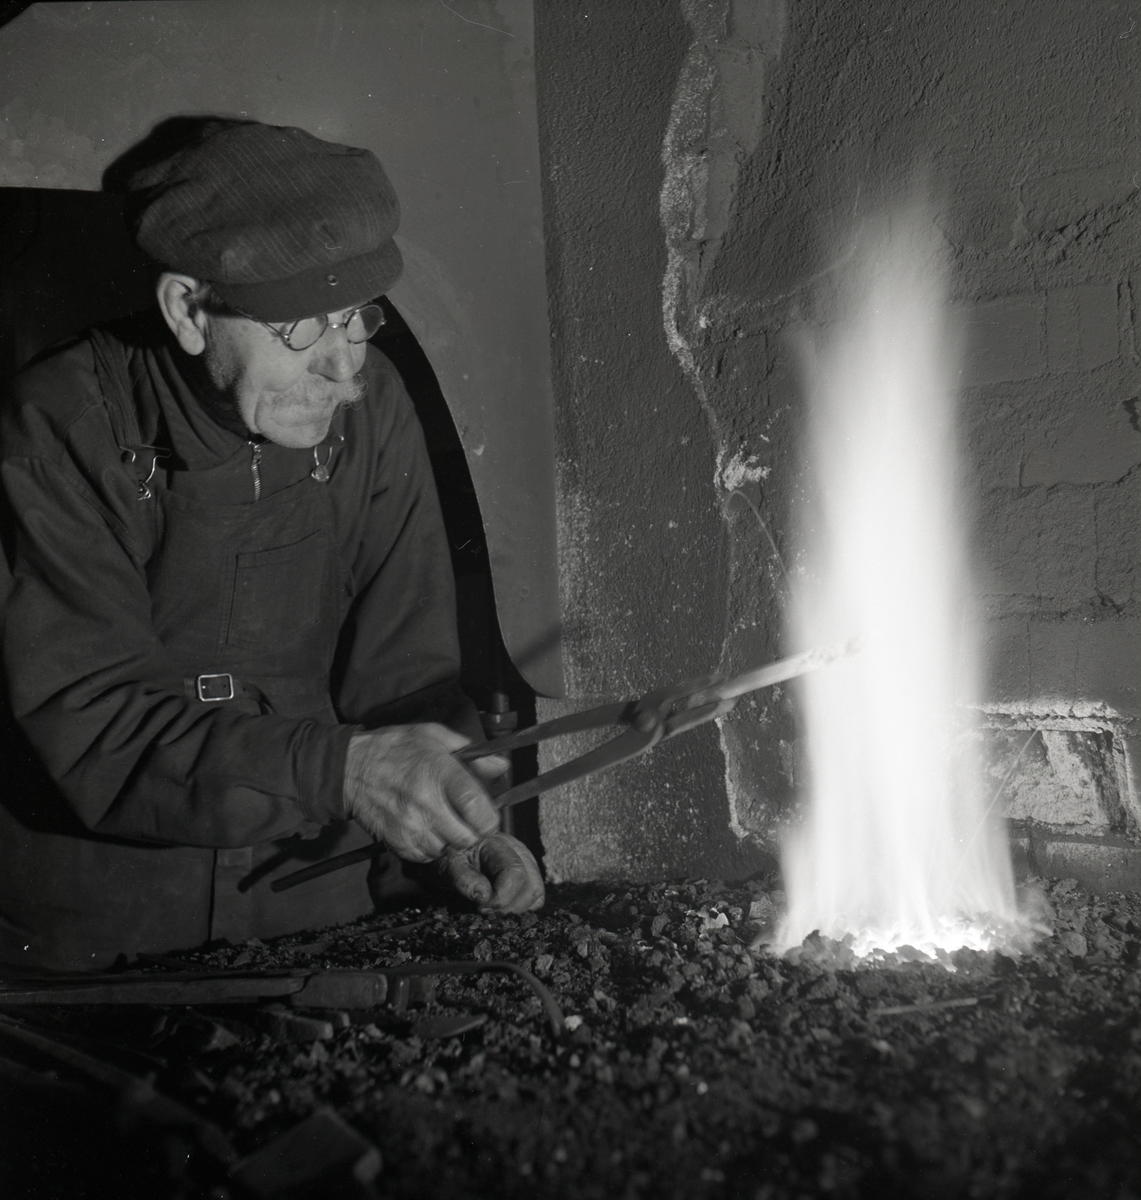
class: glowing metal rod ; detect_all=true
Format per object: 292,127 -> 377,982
683,639 -> 860,712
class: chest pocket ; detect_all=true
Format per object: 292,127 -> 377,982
227,531 -> 328,650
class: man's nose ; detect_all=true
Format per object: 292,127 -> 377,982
308,326 -> 362,382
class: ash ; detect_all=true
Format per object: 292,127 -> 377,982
10,877 -> 1141,1199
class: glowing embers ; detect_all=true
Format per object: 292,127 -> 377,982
775,208 -> 1032,964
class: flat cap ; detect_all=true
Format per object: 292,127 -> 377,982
126,119 -> 402,322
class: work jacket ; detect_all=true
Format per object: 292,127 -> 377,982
0,314 -> 466,970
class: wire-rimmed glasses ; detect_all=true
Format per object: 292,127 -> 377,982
230,302 -> 386,351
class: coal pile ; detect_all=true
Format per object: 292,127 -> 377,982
3,876 -> 1141,1199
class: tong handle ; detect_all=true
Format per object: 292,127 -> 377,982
456,700 -> 635,761
488,720 -> 663,809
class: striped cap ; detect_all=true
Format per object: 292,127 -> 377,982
126,120 -> 402,322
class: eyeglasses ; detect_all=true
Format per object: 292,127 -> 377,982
230,302 -> 386,351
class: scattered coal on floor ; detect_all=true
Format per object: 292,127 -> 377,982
4,876 -> 1141,1199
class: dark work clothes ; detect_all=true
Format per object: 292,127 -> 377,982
0,315 -> 466,970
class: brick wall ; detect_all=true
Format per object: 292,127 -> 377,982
535,0 -> 1140,883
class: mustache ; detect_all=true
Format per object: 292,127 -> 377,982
289,372 -> 367,409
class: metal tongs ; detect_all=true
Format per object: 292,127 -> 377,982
272,642 -> 854,892
457,641 -> 855,807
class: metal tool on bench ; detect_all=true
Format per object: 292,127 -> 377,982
0,962 -> 566,1038
272,642 -> 856,893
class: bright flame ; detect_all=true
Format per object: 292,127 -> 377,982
776,209 -> 1026,960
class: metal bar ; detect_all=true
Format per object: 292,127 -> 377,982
0,973 -> 307,1006
682,641 -> 858,710
269,843 -> 388,892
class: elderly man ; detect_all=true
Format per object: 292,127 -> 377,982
0,119 -> 543,972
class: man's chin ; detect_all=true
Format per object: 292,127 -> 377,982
257,413 -> 337,449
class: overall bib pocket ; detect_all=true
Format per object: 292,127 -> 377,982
226,531 -> 328,649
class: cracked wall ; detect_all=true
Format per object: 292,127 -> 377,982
535,0 -> 1141,882
533,2 -> 775,882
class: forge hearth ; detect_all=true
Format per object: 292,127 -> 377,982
981,715 -> 1141,894
4,877 -> 1140,1199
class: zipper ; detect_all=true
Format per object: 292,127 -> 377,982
248,440 -> 262,502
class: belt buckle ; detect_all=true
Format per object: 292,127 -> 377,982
196,673 -> 235,703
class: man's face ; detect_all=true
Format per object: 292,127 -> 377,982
201,310 -> 367,449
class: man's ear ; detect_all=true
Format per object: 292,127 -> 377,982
155,272 -> 208,356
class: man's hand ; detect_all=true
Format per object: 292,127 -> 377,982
439,833 -> 545,913
343,724 -> 507,863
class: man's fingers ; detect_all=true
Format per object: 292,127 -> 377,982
485,860 -> 532,910
344,726 -> 497,859
388,826 -> 446,864
437,835 -> 545,913
416,722 -> 473,753
477,835 -> 545,913
442,763 -> 500,839
440,853 -> 493,905
395,755 -> 497,855
467,753 -> 510,782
